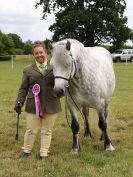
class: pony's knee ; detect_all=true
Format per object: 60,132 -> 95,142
98,121 -> 107,131
71,118 -> 79,134
98,114 -> 107,131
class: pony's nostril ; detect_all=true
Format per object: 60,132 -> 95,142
59,89 -> 65,96
53,88 -> 65,98
57,89 -> 64,97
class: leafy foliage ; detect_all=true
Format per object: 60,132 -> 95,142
23,40 -> 33,55
0,55 -> 12,61
0,30 -> 15,55
8,33 -> 24,49
0,30 -> 52,56
36,0 -> 133,48
0,30 -> 26,56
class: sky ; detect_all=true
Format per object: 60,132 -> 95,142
0,0 -> 133,43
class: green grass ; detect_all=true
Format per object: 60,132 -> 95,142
0,58 -> 133,177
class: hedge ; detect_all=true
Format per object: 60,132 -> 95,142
0,56 -> 12,61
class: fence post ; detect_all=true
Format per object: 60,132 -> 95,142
11,55 -> 14,70
28,54 -> 30,60
125,56 -> 128,66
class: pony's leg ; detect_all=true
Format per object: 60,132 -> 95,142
100,104 -> 108,141
98,106 -> 115,151
82,106 -> 92,138
68,106 -> 80,154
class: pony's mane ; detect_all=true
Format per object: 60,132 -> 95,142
56,39 -> 84,48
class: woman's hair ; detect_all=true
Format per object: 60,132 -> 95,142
33,40 -> 46,52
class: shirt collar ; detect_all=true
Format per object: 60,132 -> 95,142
35,59 -> 47,69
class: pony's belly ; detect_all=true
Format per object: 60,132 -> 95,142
74,89 -> 106,111
74,92 -> 96,108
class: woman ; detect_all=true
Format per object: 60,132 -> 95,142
14,41 -> 61,160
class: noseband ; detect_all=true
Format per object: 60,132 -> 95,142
54,52 -> 77,86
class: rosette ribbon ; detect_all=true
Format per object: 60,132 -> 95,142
32,84 -> 44,118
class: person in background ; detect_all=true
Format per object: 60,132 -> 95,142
14,41 -> 61,160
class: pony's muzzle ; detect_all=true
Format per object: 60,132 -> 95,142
53,87 -> 65,98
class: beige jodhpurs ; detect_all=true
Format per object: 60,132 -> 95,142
22,113 -> 58,157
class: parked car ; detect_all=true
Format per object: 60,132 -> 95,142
111,49 -> 133,62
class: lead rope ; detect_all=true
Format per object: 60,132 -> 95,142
65,87 -> 86,127
65,88 -> 71,128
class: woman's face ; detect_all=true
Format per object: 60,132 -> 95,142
33,46 -> 46,64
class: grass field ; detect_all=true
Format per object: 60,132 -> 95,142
0,57 -> 133,177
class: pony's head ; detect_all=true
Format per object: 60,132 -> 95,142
49,39 -> 79,97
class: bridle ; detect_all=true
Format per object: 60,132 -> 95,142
54,52 -> 77,87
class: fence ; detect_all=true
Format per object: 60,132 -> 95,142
0,55 -> 34,70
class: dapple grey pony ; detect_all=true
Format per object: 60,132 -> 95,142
50,39 -> 115,153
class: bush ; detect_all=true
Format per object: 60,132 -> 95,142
0,55 -> 12,61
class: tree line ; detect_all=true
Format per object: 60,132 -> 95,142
0,30 -> 52,58
0,30 -> 33,56
1,0 -> 133,57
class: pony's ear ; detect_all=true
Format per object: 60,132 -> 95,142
66,40 -> 71,51
48,42 -> 53,50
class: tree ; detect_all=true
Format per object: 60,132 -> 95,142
23,40 -> 33,54
8,33 -> 24,49
0,31 -> 15,55
44,38 -> 52,49
36,0 -> 133,48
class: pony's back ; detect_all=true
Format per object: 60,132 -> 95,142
85,46 -> 113,64
78,46 -> 115,99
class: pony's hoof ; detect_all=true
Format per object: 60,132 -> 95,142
106,144 -> 115,151
70,148 -> 79,154
84,134 -> 92,139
